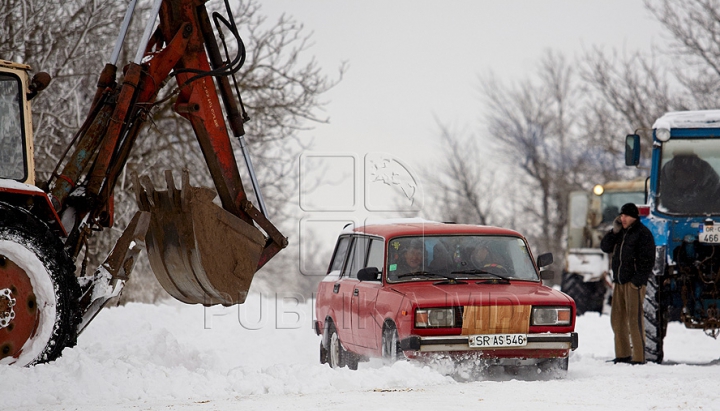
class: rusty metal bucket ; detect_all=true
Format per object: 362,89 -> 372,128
134,170 -> 265,306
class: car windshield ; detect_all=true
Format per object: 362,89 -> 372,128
386,235 -> 538,283
658,139 -> 720,215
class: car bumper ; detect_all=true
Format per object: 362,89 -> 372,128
400,332 -> 578,353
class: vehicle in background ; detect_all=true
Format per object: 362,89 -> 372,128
626,110 -> 720,363
562,178 -> 646,315
314,220 -> 578,372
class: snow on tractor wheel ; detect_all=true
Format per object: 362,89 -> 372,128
0,202 -> 80,366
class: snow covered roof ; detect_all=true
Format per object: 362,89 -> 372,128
653,110 -> 720,130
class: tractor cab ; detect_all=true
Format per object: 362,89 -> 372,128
0,61 -> 34,184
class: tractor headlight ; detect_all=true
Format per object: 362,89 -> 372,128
656,128 -> 671,142
531,307 -> 572,326
415,307 -> 458,328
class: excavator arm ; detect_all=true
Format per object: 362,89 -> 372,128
48,0 -> 287,306
0,0 -> 288,366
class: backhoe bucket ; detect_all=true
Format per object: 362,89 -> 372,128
134,171 -> 265,306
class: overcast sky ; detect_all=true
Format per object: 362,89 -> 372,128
255,1 -> 666,262
260,0 -> 664,168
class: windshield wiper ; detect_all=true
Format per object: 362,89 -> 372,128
450,269 -> 511,282
396,271 -> 447,279
396,271 -> 468,284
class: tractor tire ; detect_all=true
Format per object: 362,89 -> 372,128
0,202 -> 80,366
561,272 -> 606,315
643,274 -> 666,364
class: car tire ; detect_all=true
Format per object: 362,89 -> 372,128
327,321 -> 358,370
381,322 -> 403,362
319,341 -> 328,365
328,322 -> 342,368
538,357 -> 569,373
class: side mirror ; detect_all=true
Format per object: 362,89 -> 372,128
536,252 -> 553,268
625,134 -> 641,166
357,267 -> 381,282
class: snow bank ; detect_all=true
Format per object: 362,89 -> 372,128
3,294 -> 720,411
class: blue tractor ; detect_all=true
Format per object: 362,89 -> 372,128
626,110 -> 720,363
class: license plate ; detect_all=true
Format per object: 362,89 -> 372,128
468,333 -> 527,348
700,224 -> 720,243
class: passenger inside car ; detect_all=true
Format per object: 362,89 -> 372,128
428,243 -> 451,273
389,238 -> 425,279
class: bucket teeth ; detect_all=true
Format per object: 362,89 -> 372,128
133,170 -> 265,305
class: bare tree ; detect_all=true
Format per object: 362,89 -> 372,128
479,51 -> 587,260
423,123 -> 498,226
1,0 -> 342,302
645,0 -> 720,109
579,47 -> 682,169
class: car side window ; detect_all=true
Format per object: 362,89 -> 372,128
344,236 -> 370,278
366,239 -> 384,272
329,236 -> 351,273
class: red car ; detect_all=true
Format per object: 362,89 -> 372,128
314,220 -> 578,371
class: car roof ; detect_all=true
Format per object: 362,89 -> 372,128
343,219 -> 524,239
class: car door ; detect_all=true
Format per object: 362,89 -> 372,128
334,236 -> 362,347
352,237 -> 384,349
317,236 -> 355,345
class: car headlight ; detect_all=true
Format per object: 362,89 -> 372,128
415,307 -> 458,328
531,307 -> 572,326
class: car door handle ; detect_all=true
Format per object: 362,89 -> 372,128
353,288 -> 359,296
333,284 -> 340,294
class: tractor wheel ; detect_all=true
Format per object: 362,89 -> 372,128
643,274 -> 666,364
0,202 -> 79,366
560,272 -> 606,315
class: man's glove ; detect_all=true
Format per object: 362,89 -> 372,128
612,216 -> 622,234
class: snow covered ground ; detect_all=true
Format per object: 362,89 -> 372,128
4,293 -> 720,411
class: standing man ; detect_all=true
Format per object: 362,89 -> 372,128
600,203 -> 656,364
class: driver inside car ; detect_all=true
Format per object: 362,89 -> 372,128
470,243 -> 506,274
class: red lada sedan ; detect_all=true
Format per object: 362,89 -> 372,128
314,220 -> 578,371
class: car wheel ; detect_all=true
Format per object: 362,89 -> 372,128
319,340 -> 328,365
328,323 -> 343,368
327,322 -> 358,369
538,357 -> 569,373
381,323 -> 403,362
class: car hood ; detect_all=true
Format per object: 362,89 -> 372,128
388,281 -> 573,307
